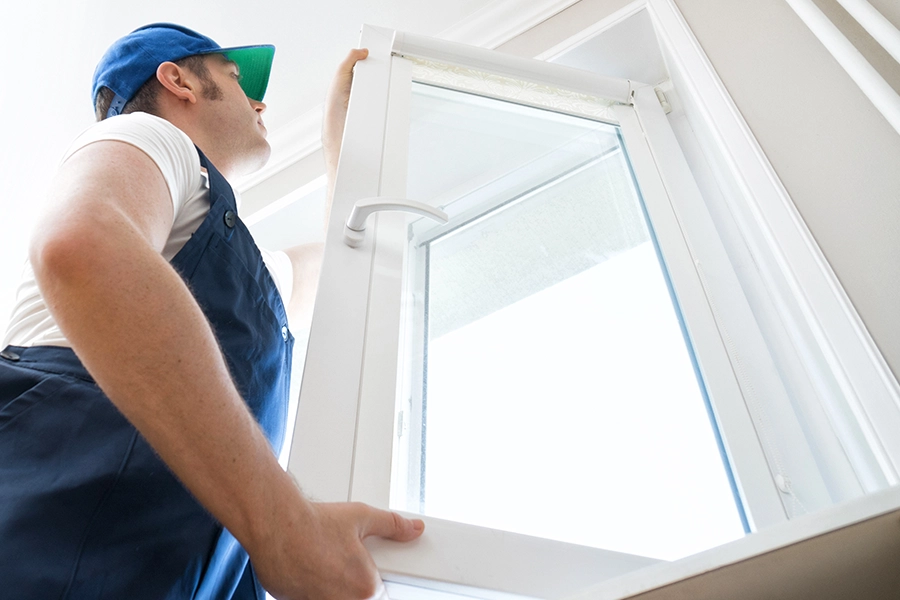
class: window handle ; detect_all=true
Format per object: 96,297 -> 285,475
344,197 -> 448,247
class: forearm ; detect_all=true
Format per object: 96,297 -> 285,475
322,123 -> 340,230
31,214 -> 308,555
284,243 -> 324,327
322,48 -> 369,230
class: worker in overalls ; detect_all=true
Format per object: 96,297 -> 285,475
0,23 -> 423,599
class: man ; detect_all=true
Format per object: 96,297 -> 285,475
0,23 -> 423,599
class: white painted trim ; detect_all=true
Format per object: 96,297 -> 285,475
437,0 -> 580,49
835,0 -> 900,64
785,0 -> 900,136
533,0 -> 648,61
241,174 -> 326,227
648,0 -> 900,482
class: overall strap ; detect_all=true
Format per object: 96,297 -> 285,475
196,147 -> 237,213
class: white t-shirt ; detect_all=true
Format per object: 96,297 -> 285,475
3,112 -> 292,348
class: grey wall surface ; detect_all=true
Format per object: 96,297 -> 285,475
672,0 -> 900,379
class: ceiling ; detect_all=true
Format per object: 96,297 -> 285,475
0,0 -> 507,324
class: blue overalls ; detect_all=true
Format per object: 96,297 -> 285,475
0,149 -> 293,599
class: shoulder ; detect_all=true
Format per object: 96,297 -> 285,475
63,113 -> 203,215
64,113 -> 197,169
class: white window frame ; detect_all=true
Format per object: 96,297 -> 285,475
288,20 -> 780,597
276,1 -> 900,597
638,0 -> 900,479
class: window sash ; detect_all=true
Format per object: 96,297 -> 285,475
288,23 -> 787,596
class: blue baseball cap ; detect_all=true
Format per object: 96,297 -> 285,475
93,23 -> 275,118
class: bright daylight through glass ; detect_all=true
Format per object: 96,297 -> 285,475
390,83 -> 745,561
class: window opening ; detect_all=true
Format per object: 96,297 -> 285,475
390,82 -> 745,560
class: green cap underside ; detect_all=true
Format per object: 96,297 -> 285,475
222,46 -> 274,102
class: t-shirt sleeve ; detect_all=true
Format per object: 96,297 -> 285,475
61,112 -> 201,221
259,248 -> 294,307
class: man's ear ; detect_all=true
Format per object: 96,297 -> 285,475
156,61 -> 198,104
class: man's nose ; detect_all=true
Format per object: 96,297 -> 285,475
251,99 -> 267,114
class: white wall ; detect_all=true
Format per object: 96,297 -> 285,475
672,0 -> 900,380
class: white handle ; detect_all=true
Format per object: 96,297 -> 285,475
344,197 -> 448,247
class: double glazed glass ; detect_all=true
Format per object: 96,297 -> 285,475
390,83 -> 745,560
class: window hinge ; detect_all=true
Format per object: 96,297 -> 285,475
655,87 -> 673,114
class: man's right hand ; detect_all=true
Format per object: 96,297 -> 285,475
251,498 -> 424,599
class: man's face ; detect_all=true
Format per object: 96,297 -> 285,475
195,54 -> 271,176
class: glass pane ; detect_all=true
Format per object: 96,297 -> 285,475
390,83 -> 745,560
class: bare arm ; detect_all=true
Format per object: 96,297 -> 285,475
322,48 -> 368,228
282,49 -> 367,328
282,243 -> 324,326
31,140 -> 421,599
